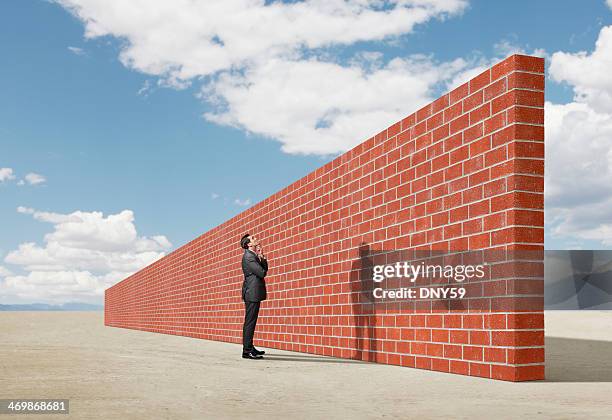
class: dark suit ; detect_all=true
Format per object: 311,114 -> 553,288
241,248 -> 268,353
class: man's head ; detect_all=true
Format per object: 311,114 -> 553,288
240,233 -> 260,250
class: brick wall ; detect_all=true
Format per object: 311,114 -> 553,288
105,54 -> 545,381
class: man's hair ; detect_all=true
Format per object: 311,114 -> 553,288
240,233 -> 251,249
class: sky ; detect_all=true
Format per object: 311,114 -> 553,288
1,0 -> 611,305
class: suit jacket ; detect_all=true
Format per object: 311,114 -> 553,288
241,248 -> 268,302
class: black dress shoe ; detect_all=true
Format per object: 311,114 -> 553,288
242,351 -> 263,359
252,347 -> 265,355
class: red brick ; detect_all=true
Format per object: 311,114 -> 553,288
463,346 -> 483,361
444,132 -> 463,152
470,103 -> 491,125
469,232 -> 490,248
463,218 -> 482,234
444,101 -> 463,123
484,112 -> 506,134
427,111 -> 444,131
508,141 -> 544,160
483,212 -> 505,230
444,344 -> 463,359
450,361 -> 469,376
450,82 -> 469,104
515,123 -> 544,141
469,362 -> 491,379
469,69 -> 491,94
484,347 -> 506,363
432,94 -> 450,113
506,347 -> 544,364
432,358 -> 450,373
484,78 -> 506,100
464,123 -> 484,143
464,90 -> 484,112
450,114 -> 469,135
506,209 -> 544,226
514,89 -> 544,107
417,103 -> 432,122
507,106 -> 544,124
508,72 -> 544,90
514,54 -> 545,73
492,330 -> 544,346
470,330 -> 491,346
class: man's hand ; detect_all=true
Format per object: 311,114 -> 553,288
256,244 -> 266,260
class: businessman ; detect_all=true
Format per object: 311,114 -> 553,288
240,233 -> 268,359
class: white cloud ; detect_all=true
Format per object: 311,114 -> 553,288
549,25 -> 612,113
67,46 -> 85,55
492,38 -> 548,62
23,172 -> 46,185
201,53 -> 473,154
0,266 -> 13,278
441,38 -> 548,101
234,198 -> 252,206
137,79 -> 154,96
211,192 -> 253,206
545,25 -> 612,247
55,0 -> 468,83
1,207 -> 172,303
0,167 -> 15,182
3,171 -> 47,186
607,0 -> 612,10
438,40 -> 546,106
17,206 -> 35,214
0,271 -> 127,303
54,0 -> 470,154
545,101 -> 612,245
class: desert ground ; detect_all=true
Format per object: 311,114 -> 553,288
1,310 -> 611,419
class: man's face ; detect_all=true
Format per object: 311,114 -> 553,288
248,236 -> 260,249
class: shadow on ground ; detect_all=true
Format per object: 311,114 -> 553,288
546,336 -> 612,382
258,336 -> 612,376
262,336 -> 612,380
262,354 -> 368,364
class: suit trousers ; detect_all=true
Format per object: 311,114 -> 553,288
242,300 -> 261,353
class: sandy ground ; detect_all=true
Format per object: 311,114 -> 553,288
1,311 -> 611,420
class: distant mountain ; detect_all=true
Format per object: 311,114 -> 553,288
0,302 -> 103,311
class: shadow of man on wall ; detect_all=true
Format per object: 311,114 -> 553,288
349,242 -> 377,362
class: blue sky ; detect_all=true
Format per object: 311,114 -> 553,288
1,0 -> 611,304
